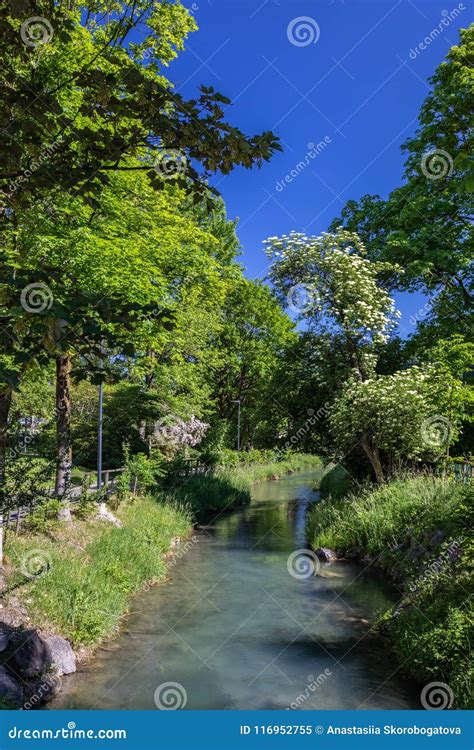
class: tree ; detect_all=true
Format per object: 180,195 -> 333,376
265,228 -> 401,481
2,169 -> 226,518
330,365 -> 465,478
207,278 -> 295,449
0,0 -> 280,210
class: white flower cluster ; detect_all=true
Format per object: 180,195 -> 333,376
264,228 -> 401,343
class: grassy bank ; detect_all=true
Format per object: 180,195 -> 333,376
319,462 -> 353,500
2,455 -> 321,651
3,498 -> 190,648
307,475 -> 473,709
170,454 -> 323,518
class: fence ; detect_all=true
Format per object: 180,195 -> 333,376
1,467 -> 128,531
447,460 -> 473,483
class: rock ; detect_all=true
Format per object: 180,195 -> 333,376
23,674 -> 61,709
0,666 -> 23,708
315,547 -> 337,562
5,629 -> 51,678
269,474 -> 279,480
0,623 -> 10,652
43,635 -> 76,676
96,503 -> 121,526
429,529 -> 444,548
287,469 -> 295,475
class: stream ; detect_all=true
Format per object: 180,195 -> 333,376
50,470 -> 419,710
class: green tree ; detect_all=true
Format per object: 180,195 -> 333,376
265,228 -> 401,481
0,0 -> 280,210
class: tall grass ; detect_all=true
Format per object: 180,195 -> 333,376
307,474 -> 473,709
5,498 -> 190,647
170,454 -> 323,518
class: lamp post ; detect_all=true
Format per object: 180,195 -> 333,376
231,399 -> 241,451
97,347 -> 104,491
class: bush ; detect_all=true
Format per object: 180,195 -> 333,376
307,474 -> 473,709
319,463 -> 353,500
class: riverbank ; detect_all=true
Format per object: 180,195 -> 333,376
0,455 -> 322,707
0,497 -> 191,707
169,453 -> 323,518
307,473 -> 473,709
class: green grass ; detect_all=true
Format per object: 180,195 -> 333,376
170,454 -> 323,518
4,455 -> 321,649
4,498 -> 190,647
307,474 -> 473,709
319,462 -> 353,500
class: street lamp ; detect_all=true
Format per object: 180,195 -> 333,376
97,345 -> 104,491
231,399 -> 241,451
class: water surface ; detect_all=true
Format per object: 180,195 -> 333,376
51,470 -> 419,710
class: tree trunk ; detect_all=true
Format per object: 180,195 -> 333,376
0,390 -> 13,566
55,353 -> 73,522
361,434 -> 385,484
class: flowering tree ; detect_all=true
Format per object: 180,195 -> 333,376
330,365 -> 464,479
152,415 -> 209,452
265,228 -> 402,480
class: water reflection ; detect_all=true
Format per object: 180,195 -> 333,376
50,471 -> 419,710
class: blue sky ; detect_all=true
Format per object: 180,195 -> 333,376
164,0 -> 469,333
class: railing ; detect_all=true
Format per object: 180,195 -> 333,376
447,459 -> 473,483
174,458 -> 213,478
81,467 -> 126,491
1,467 -> 127,530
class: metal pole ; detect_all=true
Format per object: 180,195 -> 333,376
237,400 -> 241,451
97,354 -> 103,491
231,399 -> 241,451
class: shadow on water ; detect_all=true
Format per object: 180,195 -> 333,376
49,470 -> 420,710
